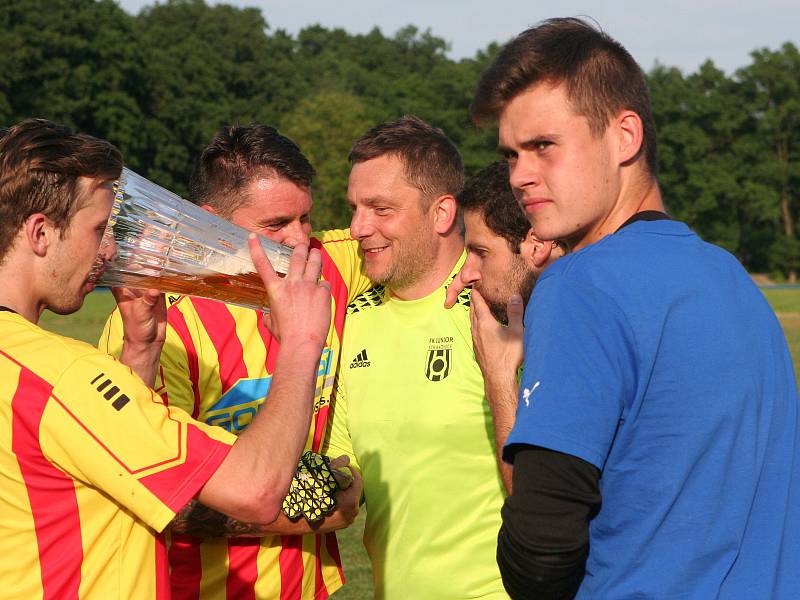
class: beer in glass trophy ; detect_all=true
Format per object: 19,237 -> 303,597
90,167 -> 292,310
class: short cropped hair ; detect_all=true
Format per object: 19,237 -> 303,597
471,17 -> 658,176
348,116 -> 464,204
189,123 -> 315,218
0,118 -> 122,262
457,162 -> 530,253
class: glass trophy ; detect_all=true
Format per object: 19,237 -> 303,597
90,167 -> 292,311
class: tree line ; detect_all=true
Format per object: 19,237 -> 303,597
2,0 -> 798,279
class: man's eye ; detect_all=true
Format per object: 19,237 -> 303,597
375,207 -> 391,215
535,140 -> 553,150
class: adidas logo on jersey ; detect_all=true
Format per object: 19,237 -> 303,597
349,349 -> 371,368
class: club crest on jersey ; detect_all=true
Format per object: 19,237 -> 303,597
425,336 -> 453,381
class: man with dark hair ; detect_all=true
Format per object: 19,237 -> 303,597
451,161 -> 564,491
0,118 -> 334,598
324,116 -> 508,599
100,123 -> 369,599
471,17 -> 799,599
189,123 -> 315,237
456,161 -> 563,324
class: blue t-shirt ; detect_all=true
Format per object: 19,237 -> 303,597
506,220 -> 800,598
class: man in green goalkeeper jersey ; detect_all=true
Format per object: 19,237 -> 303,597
324,119 -> 559,599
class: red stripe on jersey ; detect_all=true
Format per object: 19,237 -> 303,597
279,535 -> 304,600
226,539 -> 260,600
155,531 -> 171,599
192,299 -> 248,393
325,533 -> 345,582
169,533 -> 203,600
255,311 -> 280,373
311,239 -> 348,341
311,403 -> 330,453
138,425 -> 232,513
309,238 -> 348,454
11,368 -> 83,599
167,307 -> 202,418
314,535 -> 329,599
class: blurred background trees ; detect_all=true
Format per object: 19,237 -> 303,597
2,0 -> 799,278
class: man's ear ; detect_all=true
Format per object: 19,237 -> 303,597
431,194 -> 458,234
200,204 -> 219,216
24,213 -> 53,258
616,110 -> 644,166
520,228 -> 556,270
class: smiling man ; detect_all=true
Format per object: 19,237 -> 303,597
324,117 -> 508,599
472,17 -> 800,599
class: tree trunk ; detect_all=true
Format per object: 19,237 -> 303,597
777,140 -> 796,283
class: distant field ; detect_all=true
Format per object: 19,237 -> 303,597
37,286 -> 800,599
762,288 -> 800,362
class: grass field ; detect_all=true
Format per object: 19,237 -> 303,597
38,287 -> 800,599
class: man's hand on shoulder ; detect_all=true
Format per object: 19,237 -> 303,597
444,266 -> 469,309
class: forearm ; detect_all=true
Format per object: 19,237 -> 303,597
483,371 -> 518,493
497,446 -> 601,600
170,499 -> 348,538
498,525 -> 588,600
198,338 -> 322,523
119,339 -> 164,387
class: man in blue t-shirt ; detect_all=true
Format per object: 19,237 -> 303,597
465,17 -> 800,599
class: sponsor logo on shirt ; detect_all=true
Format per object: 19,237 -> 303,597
90,372 -> 131,411
425,336 -> 453,381
350,348 -> 371,368
206,349 -> 333,433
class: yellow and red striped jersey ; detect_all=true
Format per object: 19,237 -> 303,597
99,229 -> 369,600
0,311 -> 236,599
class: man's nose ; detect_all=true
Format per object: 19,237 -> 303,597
349,208 -> 373,240
460,255 -> 481,285
281,221 -> 310,248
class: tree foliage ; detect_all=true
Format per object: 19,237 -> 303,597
3,0 -> 799,276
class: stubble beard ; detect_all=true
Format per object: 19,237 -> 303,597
370,231 -> 438,295
483,257 -> 536,324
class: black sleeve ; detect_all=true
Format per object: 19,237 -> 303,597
497,445 -> 601,600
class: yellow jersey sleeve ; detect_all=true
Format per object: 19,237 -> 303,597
313,228 -> 371,303
322,372 -> 360,472
40,351 -> 236,533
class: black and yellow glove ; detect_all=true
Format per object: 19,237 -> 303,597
282,451 -> 351,524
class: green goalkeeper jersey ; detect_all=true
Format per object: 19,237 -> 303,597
325,255 -> 508,599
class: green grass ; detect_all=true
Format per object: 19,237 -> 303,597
762,289 -> 800,362
36,287 -> 800,599
38,291 -> 117,344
